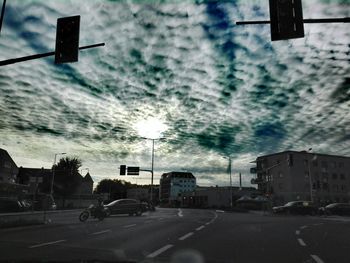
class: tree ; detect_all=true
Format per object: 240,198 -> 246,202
94,179 -> 136,201
53,157 -> 82,201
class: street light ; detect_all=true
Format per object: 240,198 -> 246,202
223,156 -> 233,208
306,148 -> 314,203
141,137 -> 165,204
50,152 -> 66,196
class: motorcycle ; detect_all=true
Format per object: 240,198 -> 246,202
79,204 -> 110,222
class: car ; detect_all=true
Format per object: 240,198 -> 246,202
319,203 -> 350,216
104,199 -> 147,216
0,198 -> 25,213
273,201 -> 317,215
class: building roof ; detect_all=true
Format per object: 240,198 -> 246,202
0,148 -> 18,168
83,172 -> 94,183
161,171 -> 195,179
256,150 -> 350,160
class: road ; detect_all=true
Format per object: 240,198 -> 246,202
0,208 -> 349,262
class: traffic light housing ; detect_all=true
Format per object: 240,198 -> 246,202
269,0 -> 304,41
55,15 -> 80,64
120,165 -> 126,176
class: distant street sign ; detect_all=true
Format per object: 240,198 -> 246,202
269,0 -> 304,41
55,15 -> 80,64
127,166 -> 140,176
120,165 -> 126,176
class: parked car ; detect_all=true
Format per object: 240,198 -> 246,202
318,203 -> 350,216
273,201 -> 317,215
105,199 -> 147,216
0,198 -> 25,213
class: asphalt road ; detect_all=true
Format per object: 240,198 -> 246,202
0,208 -> 349,263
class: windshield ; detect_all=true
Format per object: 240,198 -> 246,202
0,0 -> 349,262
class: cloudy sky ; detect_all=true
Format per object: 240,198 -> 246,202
0,0 -> 349,187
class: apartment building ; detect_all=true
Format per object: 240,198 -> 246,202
254,151 -> 350,206
159,172 -> 196,205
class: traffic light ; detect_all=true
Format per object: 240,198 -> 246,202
120,165 -> 126,176
55,15 -> 80,64
269,0 -> 304,41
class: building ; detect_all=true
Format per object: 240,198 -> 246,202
160,172 -> 196,205
181,186 -> 260,208
253,151 -> 350,206
127,188 -> 149,201
0,149 -> 28,198
0,148 -> 19,184
75,172 -> 94,195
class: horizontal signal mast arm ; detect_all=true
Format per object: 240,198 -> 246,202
236,17 -> 350,25
0,43 -> 105,66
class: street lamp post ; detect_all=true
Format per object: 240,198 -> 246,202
150,139 -> 155,204
223,157 -> 233,209
306,148 -> 314,203
50,152 -> 66,196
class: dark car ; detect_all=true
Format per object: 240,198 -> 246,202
0,198 -> 25,213
105,199 -> 147,216
319,203 -> 350,216
273,201 -> 317,215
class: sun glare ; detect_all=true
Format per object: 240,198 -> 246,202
134,117 -> 169,139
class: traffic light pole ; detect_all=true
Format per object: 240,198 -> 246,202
236,17 -> 350,25
0,0 -> 6,35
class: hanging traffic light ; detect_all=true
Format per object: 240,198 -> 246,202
120,165 -> 126,176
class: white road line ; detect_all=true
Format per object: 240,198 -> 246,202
144,220 -> 153,224
215,210 -> 225,213
300,225 -> 308,229
311,254 -> 325,263
159,218 -> 164,220
179,232 -> 194,241
298,238 -> 307,246
296,230 -> 300,235
123,224 -> 136,228
91,230 -> 111,235
196,226 -> 205,231
29,240 -> 66,248
205,222 -> 210,225
146,244 -> 173,258
178,208 -> 183,217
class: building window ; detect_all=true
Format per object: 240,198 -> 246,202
332,173 -> 338,180
321,161 -> 328,168
313,160 -> 318,167
341,185 -> 346,192
305,172 -> 309,179
340,174 -> 345,180
304,159 -> 308,166
279,183 -> 283,190
330,161 -> 336,169
332,185 -> 339,192
339,162 -> 344,168
322,183 -> 329,190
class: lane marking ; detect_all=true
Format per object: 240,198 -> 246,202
300,225 -> 308,229
159,218 -> 164,220
296,230 -> 300,235
313,223 -> 324,226
178,208 -> 183,217
311,254 -> 324,263
205,222 -> 210,225
196,226 -> 205,231
145,220 -> 154,224
298,238 -> 306,246
146,244 -> 173,258
29,240 -> 66,248
179,232 -> 194,241
123,224 -> 136,228
91,229 -> 111,235
215,210 -> 225,213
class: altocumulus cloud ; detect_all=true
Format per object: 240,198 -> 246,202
0,0 -> 349,186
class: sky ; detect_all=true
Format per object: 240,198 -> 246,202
0,0 -> 349,187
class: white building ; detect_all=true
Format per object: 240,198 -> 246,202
160,172 -> 196,205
